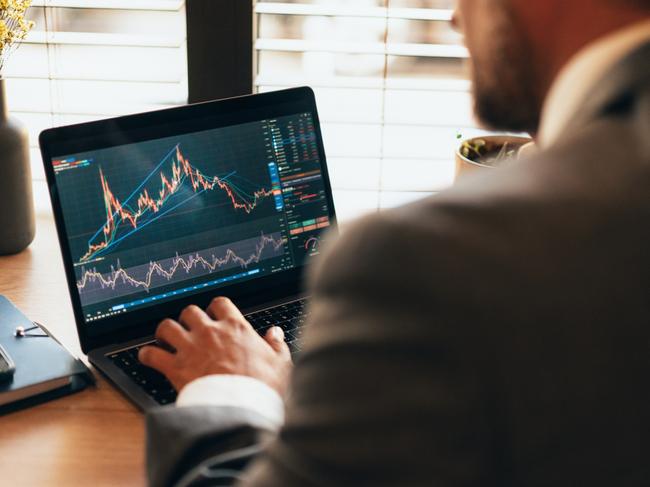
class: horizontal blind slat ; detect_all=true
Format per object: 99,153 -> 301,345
25,31 -> 184,48
7,78 -> 186,113
5,43 -> 185,82
256,77 -> 471,91
255,3 -> 453,21
30,0 -> 184,11
255,38 -> 468,58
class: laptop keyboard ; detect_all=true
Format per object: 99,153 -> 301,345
109,344 -> 177,405
107,298 -> 309,406
245,298 -> 309,352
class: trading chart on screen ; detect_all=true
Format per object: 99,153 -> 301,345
52,113 -> 331,323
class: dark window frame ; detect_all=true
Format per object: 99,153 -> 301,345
186,0 -> 254,104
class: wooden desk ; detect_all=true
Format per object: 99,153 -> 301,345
0,215 -> 146,487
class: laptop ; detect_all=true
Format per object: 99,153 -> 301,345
39,87 -> 337,411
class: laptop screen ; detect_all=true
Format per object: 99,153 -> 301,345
50,111 -> 332,326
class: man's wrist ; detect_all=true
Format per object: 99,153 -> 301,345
176,374 -> 286,430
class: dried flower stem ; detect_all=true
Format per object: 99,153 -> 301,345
0,0 -> 35,75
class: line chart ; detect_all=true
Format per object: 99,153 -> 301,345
80,145 -> 274,263
52,112 -> 332,321
76,232 -> 285,305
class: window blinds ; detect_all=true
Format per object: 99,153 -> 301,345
6,0 -> 187,190
255,0 -> 487,222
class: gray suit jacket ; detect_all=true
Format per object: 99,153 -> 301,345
146,42 -> 650,487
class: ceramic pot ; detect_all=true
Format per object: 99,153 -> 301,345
455,135 -> 533,181
0,78 -> 35,255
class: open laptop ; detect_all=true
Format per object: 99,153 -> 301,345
39,87 -> 337,411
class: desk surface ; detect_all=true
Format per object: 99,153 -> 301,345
0,215 -> 146,487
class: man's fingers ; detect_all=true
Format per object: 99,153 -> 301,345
156,319 -> 190,349
206,297 -> 246,322
139,345 -> 176,377
265,326 -> 291,360
178,305 -> 210,331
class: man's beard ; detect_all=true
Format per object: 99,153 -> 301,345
469,5 -> 543,134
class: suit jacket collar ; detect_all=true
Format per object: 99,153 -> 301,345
552,40 -> 650,146
539,20 -> 650,148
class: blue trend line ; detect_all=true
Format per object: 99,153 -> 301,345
121,144 -> 180,207
92,188 -> 208,259
219,171 -> 237,182
86,144 -> 180,246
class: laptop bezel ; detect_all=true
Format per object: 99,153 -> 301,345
39,87 -> 337,354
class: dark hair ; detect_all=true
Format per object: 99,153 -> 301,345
620,0 -> 650,7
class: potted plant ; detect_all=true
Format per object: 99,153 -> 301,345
455,134 -> 533,180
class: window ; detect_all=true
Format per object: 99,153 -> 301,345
6,0 -> 188,213
10,1 -> 487,222
256,0 -> 489,222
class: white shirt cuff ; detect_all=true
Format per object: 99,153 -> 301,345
175,374 -> 285,429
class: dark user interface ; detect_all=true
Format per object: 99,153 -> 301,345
52,113 -> 331,324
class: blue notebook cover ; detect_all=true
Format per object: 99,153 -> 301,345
0,295 -> 94,414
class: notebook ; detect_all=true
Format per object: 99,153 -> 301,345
0,296 -> 94,414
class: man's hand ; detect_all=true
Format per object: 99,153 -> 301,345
138,297 -> 293,396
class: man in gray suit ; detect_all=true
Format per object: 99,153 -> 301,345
139,0 -> 650,485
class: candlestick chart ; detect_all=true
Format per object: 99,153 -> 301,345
80,144 -> 274,263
